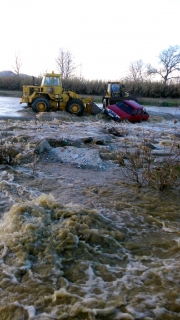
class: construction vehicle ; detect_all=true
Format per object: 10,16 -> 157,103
102,81 -> 137,108
20,72 -> 96,116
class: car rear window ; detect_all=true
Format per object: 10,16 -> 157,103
116,101 -> 133,114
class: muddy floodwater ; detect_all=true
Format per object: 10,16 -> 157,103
0,96 -> 180,119
0,97 -> 180,319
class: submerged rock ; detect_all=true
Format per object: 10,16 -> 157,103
34,139 -> 52,154
46,146 -> 103,169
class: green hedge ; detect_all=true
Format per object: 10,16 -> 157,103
0,75 -> 180,99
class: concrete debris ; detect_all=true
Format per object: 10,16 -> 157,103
47,146 -> 103,169
34,140 -> 53,154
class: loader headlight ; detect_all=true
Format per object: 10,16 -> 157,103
55,94 -> 59,98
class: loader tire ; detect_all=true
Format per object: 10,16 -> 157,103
66,99 -> 84,116
32,97 -> 50,113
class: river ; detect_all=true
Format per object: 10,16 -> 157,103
0,97 -> 180,319
0,96 -> 180,118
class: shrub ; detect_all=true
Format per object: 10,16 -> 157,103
117,143 -> 180,190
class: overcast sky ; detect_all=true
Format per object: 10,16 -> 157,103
0,0 -> 179,80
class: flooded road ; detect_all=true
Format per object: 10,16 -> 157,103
0,97 -> 26,117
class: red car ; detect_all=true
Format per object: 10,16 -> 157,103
106,100 -> 149,123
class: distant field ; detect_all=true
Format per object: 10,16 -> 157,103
0,90 -> 21,97
137,97 -> 180,107
0,90 -> 179,107
86,95 -> 180,107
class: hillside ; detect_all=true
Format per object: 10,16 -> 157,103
0,70 -> 30,78
0,70 -> 15,77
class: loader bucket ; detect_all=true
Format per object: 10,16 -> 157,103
85,101 -> 101,115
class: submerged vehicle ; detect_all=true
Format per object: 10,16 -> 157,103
106,100 -> 149,123
20,72 -> 98,116
103,108 -> 121,122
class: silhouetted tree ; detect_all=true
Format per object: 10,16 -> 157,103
147,45 -> 180,83
56,49 -> 75,79
13,53 -> 22,75
12,53 -> 23,90
127,60 -> 146,81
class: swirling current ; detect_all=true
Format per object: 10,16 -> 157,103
0,189 -> 180,320
0,100 -> 180,319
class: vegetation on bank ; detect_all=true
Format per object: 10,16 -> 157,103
137,97 -> 180,107
117,139 -> 180,191
0,75 -> 180,107
0,90 -> 21,97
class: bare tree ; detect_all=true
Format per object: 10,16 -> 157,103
127,59 -> 145,81
147,45 -> 180,83
56,49 -> 75,79
13,53 -> 22,75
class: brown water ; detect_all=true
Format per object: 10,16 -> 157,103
0,186 -> 180,319
0,98 -> 180,319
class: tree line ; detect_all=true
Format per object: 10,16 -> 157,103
0,45 -> 180,98
62,78 -> 180,99
0,73 -> 180,99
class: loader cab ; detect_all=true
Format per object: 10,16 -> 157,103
110,83 -> 120,97
43,76 -> 52,86
41,73 -> 62,87
53,77 -> 60,86
106,82 -> 126,98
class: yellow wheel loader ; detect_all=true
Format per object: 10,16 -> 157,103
20,72 -> 97,116
102,82 -> 137,108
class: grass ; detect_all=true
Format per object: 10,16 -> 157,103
83,95 -> 180,107
0,90 -> 22,97
138,97 -> 180,107
81,95 -> 102,103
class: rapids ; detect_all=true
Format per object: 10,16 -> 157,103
0,191 -> 180,320
0,97 -> 180,319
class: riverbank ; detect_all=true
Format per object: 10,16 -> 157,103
0,90 -> 21,97
0,89 -> 180,107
